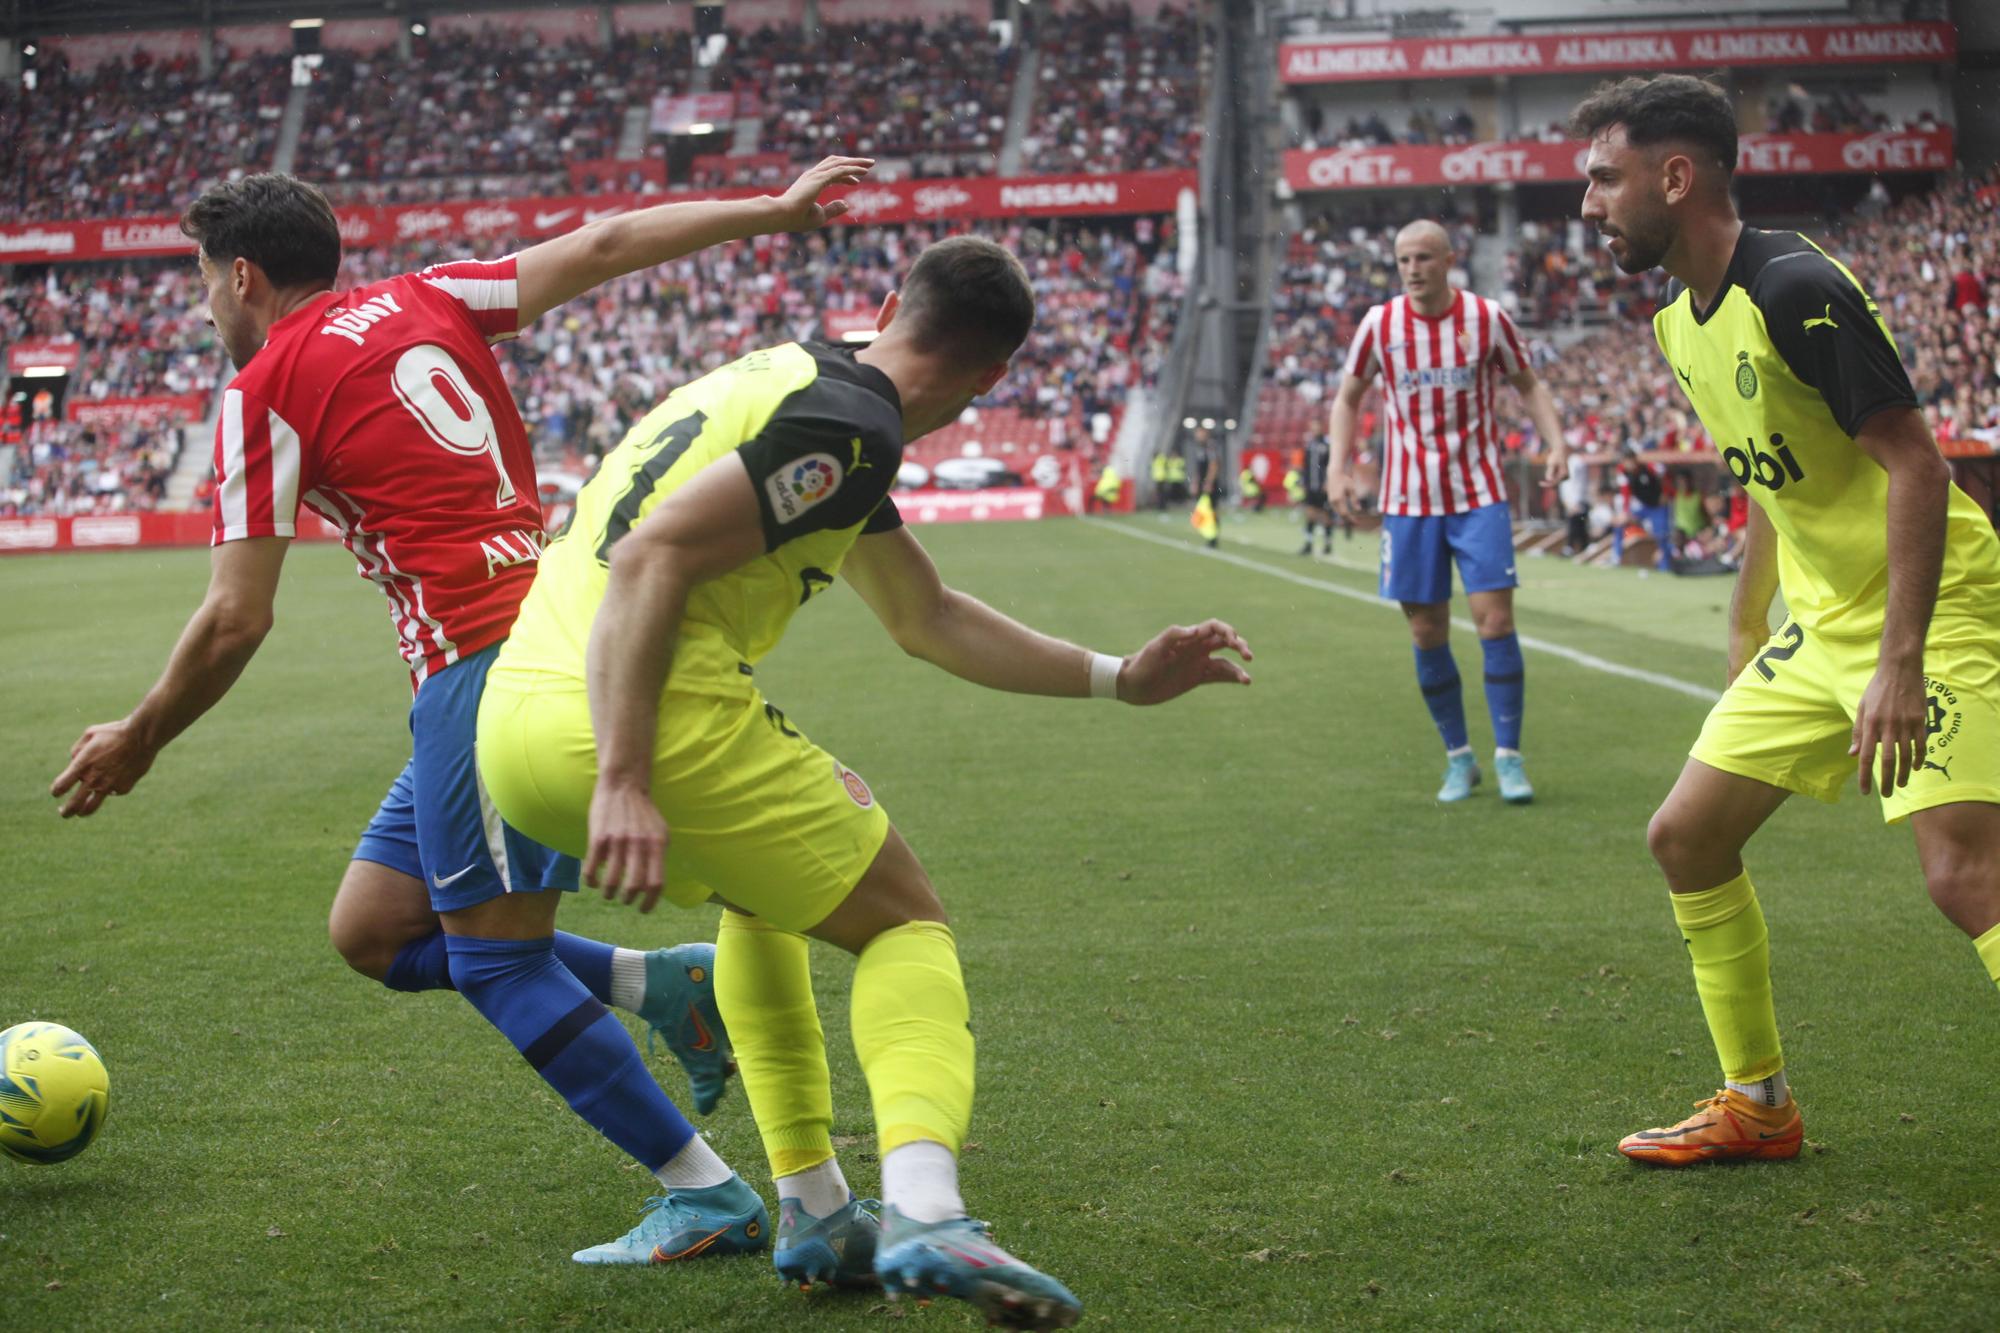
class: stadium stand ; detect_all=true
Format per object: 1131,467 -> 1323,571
298,33 -> 659,204
5,49 -> 292,222
723,17 -> 1012,179
1021,2 -> 1205,176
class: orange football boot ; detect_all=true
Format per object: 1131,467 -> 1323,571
1618,1087 -> 1804,1165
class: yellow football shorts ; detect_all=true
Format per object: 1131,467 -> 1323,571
1691,617 -> 2000,823
476,671 -> 890,932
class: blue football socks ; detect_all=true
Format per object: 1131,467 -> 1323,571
1482,632 -> 1526,752
1413,643 -> 1470,751
445,934 -> 696,1171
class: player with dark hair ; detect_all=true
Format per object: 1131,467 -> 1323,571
476,234 -> 1253,1329
50,162 -> 878,1259
1574,73 -> 2000,1164
1327,219 -> 1569,803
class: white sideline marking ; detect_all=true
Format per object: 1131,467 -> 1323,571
1089,520 -> 1721,703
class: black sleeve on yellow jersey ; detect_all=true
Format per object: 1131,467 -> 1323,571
862,496 -> 904,534
1751,252 -> 1917,437
737,375 -> 902,551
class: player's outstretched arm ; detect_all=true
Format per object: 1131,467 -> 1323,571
582,458 -> 768,910
50,536 -> 287,818
1848,404 -> 1950,796
513,156 -> 873,325
842,527 -> 1252,702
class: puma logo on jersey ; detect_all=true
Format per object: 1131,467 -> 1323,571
1674,364 -> 1693,385
319,292 -> 404,346
1802,304 -> 1839,333
848,437 -> 873,473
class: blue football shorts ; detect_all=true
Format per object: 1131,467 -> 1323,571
1378,501 -> 1518,605
353,642 -> 580,913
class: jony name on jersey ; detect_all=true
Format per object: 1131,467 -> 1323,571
1394,364 -> 1478,392
319,293 -> 405,346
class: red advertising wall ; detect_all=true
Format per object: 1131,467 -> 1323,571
1280,22 -> 1956,85
1283,128 -> 1955,192
0,171 -> 1199,266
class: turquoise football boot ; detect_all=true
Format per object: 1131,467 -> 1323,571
772,1195 -> 882,1290
1436,751 -> 1481,803
638,943 -> 735,1114
1495,751 -> 1535,805
874,1207 -> 1081,1330
571,1176 -> 769,1265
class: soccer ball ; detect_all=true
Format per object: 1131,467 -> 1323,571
0,1022 -> 110,1165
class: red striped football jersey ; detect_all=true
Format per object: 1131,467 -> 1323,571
210,258 -> 548,686
1341,290 -> 1526,517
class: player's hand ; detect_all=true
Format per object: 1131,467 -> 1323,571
1850,656 -> 1927,796
1328,470 -> 1359,520
1117,620 -> 1253,705
1542,441 -> 1569,489
584,781 -> 670,913
771,156 -> 875,232
50,719 -> 156,818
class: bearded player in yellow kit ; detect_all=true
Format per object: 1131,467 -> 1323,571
476,236 -> 1251,1327
1573,75 -> 2000,1164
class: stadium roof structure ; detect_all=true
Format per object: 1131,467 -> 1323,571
4,0 -> 605,39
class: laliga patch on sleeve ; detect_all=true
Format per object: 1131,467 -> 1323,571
765,453 -> 845,523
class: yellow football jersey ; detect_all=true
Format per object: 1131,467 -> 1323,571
1653,227 -> 2000,639
500,341 -> 904,695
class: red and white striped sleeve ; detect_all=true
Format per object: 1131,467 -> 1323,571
211,387 -> 303,544
1342,304 -> 1384,383
1489,300 -> 1529,377
417,257 -> 521,343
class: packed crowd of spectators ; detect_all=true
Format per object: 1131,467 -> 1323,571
1021,3 -> 1204,175
3,49 -> 291,222
1,417 -> 181,518
297,32 -> 660,204
724,18 -> 1012,179
0,261 -> 214,516
330,216 -> 1181,469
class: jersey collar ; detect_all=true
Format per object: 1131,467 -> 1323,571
811,340 -> 902,415
1689,227 -> 1756,327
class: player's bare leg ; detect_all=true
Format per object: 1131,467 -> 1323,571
328,859 -> 439,982
795,827 -> 1081,1329
1911,803 -> 2000,987
1623,760 -> 1803,1164
327,857 -> 733,1110
1467,587 -> 1532,802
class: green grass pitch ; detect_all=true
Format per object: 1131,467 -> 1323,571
4,512 -> 1997,1329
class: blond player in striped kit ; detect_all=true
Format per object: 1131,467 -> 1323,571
1327,220 -> 1569,803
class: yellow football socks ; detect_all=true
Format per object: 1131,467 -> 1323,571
851,920 -> 974,1157
714,910 -> 835,1178
1974,921 -> 2000,990
1670,870 -> 1784,1084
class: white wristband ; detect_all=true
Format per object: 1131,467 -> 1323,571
1088,652 -> 1123,701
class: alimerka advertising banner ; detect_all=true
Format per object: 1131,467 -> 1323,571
1283,128 -> 1955,192
0,171 -> 1198,266
1279,22 -> 1956,84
